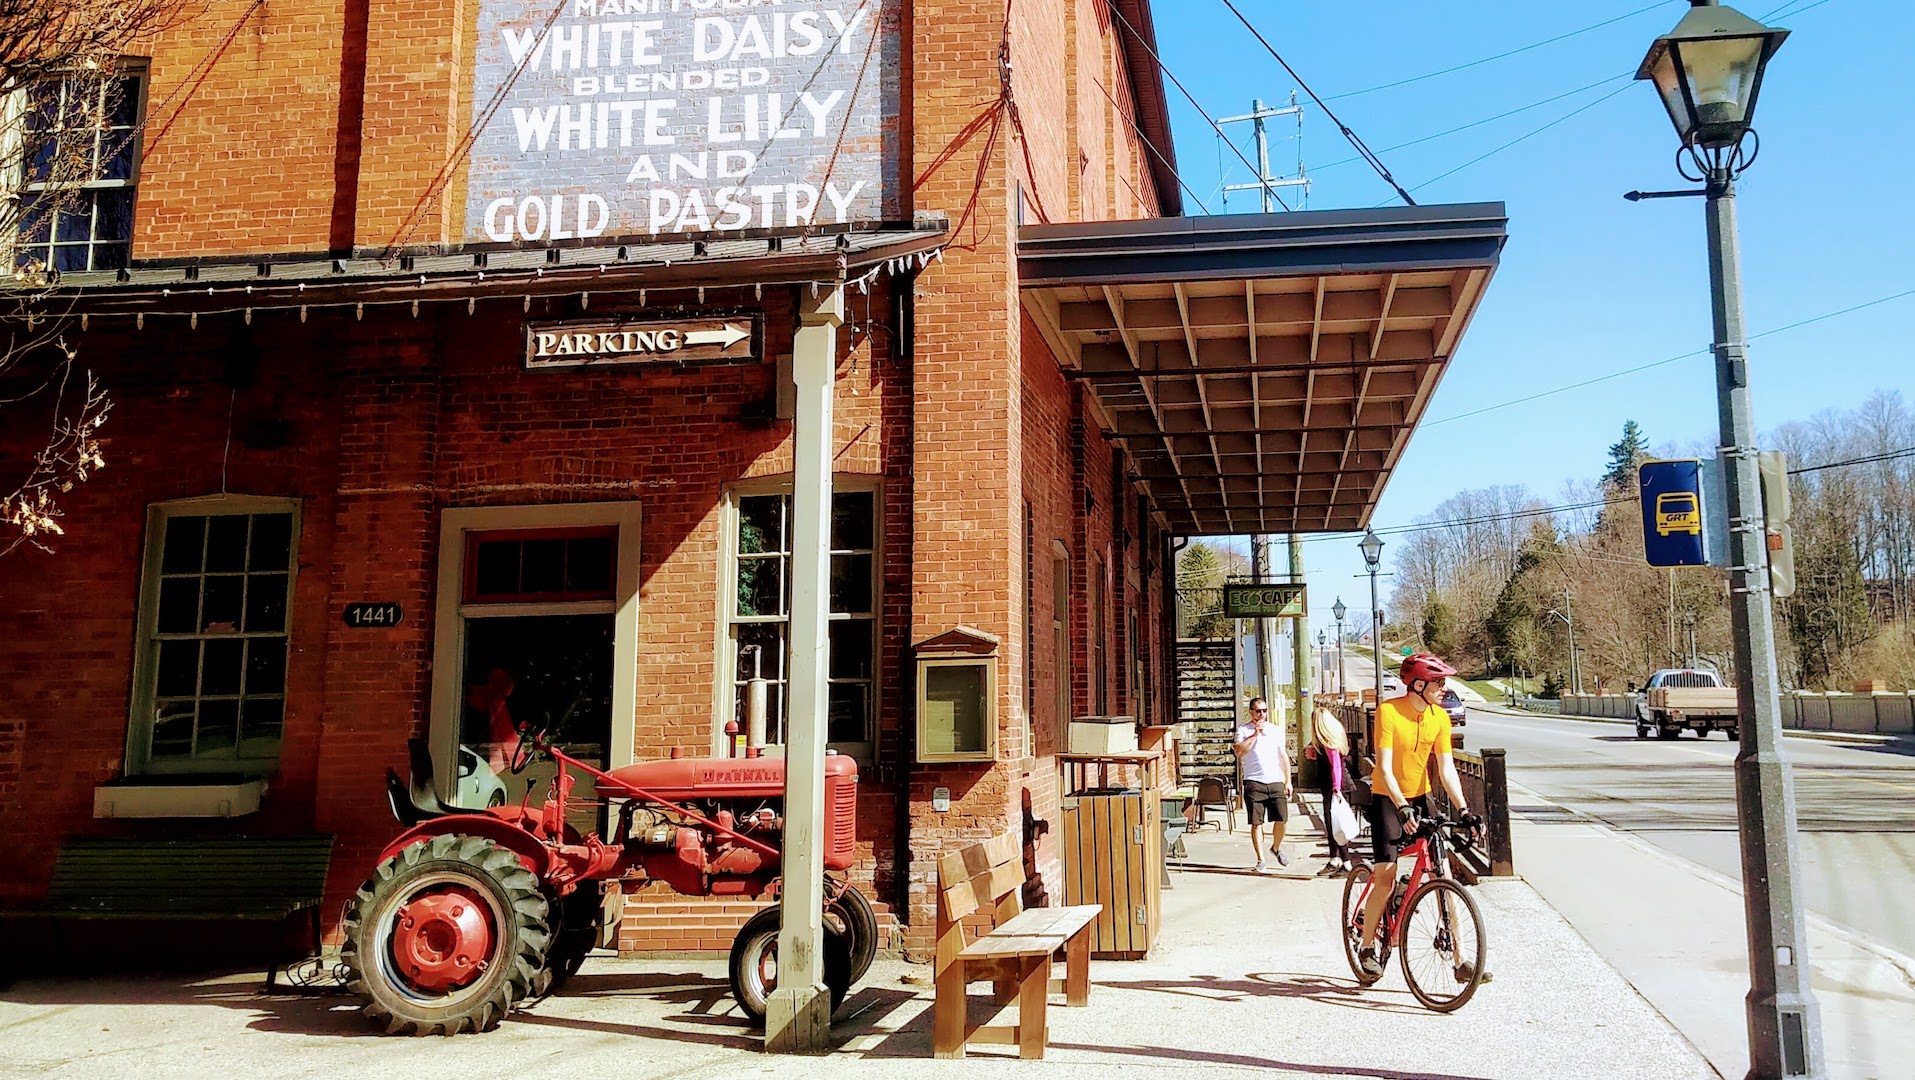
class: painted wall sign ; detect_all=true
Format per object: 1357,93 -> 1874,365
525,314 -> 760,368
464,1 -> 902,245
343,602 -> 403,628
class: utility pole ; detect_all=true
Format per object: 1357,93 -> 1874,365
1220,94 -> 1310,211
1288,534 -> 1309,759
1250,535 -> 1277,712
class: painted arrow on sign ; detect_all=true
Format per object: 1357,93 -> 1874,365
684,324 -> 750,349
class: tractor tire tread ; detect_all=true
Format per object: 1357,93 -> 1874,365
340,833 -> 551,1036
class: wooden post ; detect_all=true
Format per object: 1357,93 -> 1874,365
1481,748 -> 1514,876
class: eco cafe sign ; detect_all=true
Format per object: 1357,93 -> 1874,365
465,0 -> 903,244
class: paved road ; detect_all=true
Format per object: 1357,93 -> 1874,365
1468,707 -> 1915,1078
1467,708 -> 1915,959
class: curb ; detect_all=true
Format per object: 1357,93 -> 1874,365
1469,702 -> 1911,748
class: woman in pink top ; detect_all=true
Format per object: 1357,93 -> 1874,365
1306,707 -> 1354,874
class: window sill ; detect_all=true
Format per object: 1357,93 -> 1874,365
93,777 -> 269,819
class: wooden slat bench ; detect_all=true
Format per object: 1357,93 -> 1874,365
933,834 -> 1100,1059
0,834 -> 334,987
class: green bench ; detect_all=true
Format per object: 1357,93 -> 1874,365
0,834 -> 334,987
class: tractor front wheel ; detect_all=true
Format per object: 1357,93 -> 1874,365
533,884 -> 604,998
728,906 -> 852,1025
826,884 -> 879,985
341,834 -> 551,1035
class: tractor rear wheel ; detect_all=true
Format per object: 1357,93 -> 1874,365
826,884 -> 878,985
341,834 -> 551,1035
728,906 -> 852,1025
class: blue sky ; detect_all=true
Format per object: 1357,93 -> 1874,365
1150,0 -> 1915,642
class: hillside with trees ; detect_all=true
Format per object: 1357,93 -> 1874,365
1386,391 -> 1915,693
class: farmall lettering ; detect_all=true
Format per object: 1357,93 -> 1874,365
465,1 -> 901,243
525,315 -> 758,369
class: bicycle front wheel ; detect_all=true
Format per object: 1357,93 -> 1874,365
1397,878 -> 1486,1012
1339,864 -> 1383,986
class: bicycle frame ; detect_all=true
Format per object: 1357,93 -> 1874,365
1352,819 -> 1451,946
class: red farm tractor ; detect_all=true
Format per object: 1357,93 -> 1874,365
340,726 -> 875,1035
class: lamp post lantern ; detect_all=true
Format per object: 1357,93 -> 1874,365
1359,530 -> 1384,714
1636,5 -> 1819,1077
1332,596 -> 1348,697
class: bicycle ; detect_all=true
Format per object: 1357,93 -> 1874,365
1339,812 -> 1488,1012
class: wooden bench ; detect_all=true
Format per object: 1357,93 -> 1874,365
0,834 -> 334,987
933,835 -> 1100,1059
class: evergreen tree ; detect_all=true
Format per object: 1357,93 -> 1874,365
1603,420 -> 1651,492
1176,542 -> 1229,639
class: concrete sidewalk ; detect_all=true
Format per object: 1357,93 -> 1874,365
0,827 -> 1713,1080
1509,780 -> 1915,1080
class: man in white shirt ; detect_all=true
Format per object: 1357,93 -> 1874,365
1234,696 -> 1292,873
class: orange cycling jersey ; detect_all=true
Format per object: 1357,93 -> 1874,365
1371,695 -> 1452,800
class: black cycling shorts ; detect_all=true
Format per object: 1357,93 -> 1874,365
1368,793 -> 1434,865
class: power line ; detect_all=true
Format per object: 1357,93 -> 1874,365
1085,64 -> 1215,215
1312,73 -> 1631,175
1102,0 -> 1291,211
1323,1 -> 1671,103
1216,0 -> 1416,206
1427,286 -> 1915,426
1395,82 -> 1635,200
1790,446 -> 1915,476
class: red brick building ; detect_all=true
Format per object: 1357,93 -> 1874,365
0,0 -> 1502,964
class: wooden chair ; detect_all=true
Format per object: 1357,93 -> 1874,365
932,834 -> 1100,1059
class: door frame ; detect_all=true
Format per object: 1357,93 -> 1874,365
427,501 -> 643,801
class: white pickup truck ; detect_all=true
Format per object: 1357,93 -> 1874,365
1635,669 -> 1741,740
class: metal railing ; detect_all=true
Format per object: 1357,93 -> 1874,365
1327,702 -> 1514,879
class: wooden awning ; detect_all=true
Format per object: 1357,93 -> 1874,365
1019,204 -> 1506,535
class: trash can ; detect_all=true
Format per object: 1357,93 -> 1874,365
1060,791 -> 1160,959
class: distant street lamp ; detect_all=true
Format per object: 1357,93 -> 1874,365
1332,596 -> 1348,697
1635,4 -> 1819,1077
1545,608 -> 1580,695
1359,530 -> 1384,711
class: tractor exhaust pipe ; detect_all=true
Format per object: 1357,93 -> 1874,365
744,645 -> 767,758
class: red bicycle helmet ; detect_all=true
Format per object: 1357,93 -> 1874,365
1399,653 -> 1458,686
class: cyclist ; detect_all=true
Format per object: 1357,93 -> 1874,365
1355,652 -> 1483,980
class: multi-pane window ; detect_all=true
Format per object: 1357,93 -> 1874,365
137,505 -> 296,772
15,69 -> 144,272
730,487 -> 878,751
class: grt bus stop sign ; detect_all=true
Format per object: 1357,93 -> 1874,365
1639,459 -> 1709,567
1223,583 -> 1306,619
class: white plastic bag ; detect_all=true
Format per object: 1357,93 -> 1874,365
1330,793 -> 1361,847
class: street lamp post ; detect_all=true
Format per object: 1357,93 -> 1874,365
1332,596 -> 1348,698
1636,4 -> 1820,1077
1359,530 -> 1384,716
1546,607 -> 1578,695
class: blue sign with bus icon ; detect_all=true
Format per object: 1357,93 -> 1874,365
1639,460 -> 1709,567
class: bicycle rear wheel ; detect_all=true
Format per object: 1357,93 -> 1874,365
1397,877 -> 1486,1012
1339,864 -> 1385,986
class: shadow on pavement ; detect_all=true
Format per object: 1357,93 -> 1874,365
1093,970 -> 1430,1016
1042,1041 -> 1500,1079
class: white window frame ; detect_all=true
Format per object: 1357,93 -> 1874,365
7,62 -> 147,272
716,475 -> 882,762
126,494 -> 300,777
427,501 -> 642,802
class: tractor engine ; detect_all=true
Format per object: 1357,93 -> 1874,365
595,753 -> 858,896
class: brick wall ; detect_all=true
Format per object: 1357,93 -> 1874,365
1,0 -> 1179,960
